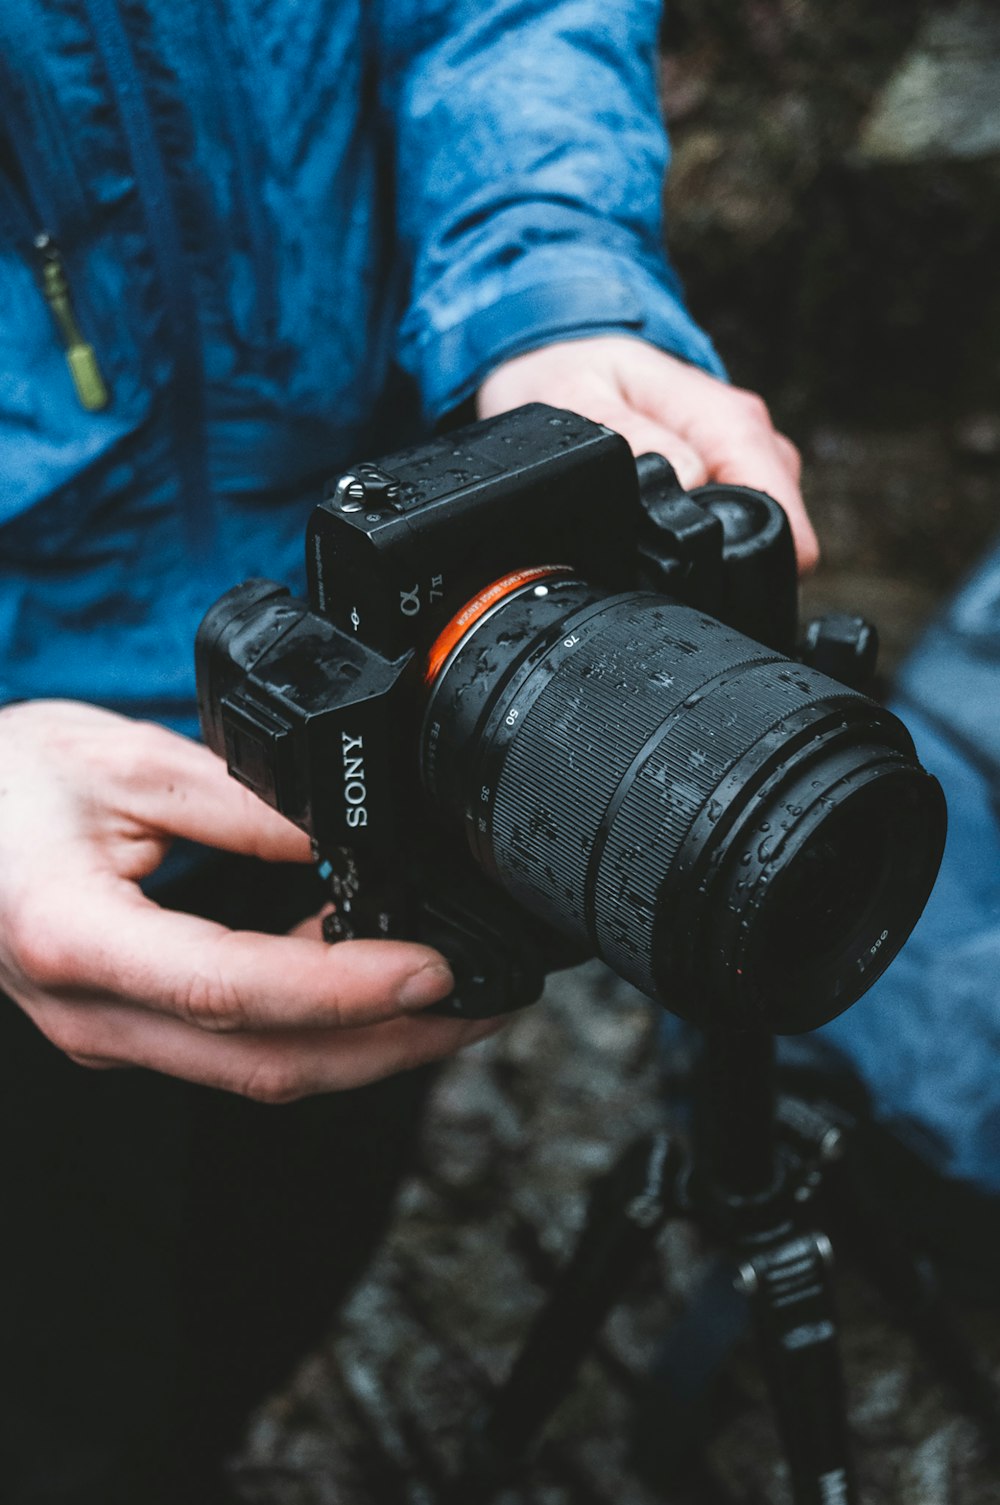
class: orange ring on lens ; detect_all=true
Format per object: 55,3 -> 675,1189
424,566 -> 572,686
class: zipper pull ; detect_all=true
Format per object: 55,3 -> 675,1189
33,233 -> 109,412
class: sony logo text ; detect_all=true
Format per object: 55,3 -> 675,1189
341,732 -> 368,827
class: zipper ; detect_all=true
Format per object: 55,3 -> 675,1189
197,0 -> 279,340
33,234 -> 109,412
81,0 -> 213,561
0,167 -> 109,412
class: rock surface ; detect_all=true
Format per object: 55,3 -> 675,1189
858,3 -> 1000,164
662,0 -> 1000,423
233,968 -> 1000,1504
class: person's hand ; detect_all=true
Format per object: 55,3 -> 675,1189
477,335 -> 818,575
0,701 -> 498,1100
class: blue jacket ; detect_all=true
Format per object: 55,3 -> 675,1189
0,0 -> 722,733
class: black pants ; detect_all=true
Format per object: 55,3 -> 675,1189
0,854 -> 432,1504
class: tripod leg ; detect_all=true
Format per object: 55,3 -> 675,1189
457,1131 -> 685,1495
745,1229 -> 858,1505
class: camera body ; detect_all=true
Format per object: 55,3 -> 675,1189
197,405 -> 932,1030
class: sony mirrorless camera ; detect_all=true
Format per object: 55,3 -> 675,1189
196,405 -> 945,1034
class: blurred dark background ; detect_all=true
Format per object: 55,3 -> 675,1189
663,0 -> 999,669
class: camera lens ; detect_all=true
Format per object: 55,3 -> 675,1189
421,574 -> 945,1033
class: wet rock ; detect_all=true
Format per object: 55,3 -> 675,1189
857,4 -> 1000,164
662,1 -> 1000,422
235,966 -> 1000,1503
952,412 -> 1000,460
900,1421 -> 961,1504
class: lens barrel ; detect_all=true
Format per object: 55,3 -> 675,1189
421,577 -> 945,1033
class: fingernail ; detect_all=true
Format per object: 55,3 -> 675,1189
397,961 -> 455,1009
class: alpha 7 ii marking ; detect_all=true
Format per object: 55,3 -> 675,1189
399,574 -> 445,616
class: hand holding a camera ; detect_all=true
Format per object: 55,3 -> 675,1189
0,347 -> 842,1093
477,335 -> 819,575
0,701 -> 496,1097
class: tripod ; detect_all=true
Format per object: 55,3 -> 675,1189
450,1022 -> 1000,1505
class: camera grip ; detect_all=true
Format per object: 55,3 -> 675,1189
414,887 -> 549,1020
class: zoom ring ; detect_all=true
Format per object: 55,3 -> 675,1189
485,597 -> 865,999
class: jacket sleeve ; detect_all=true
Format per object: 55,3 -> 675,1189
376,0 -> 725,421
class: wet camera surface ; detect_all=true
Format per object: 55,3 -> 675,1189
196,405 -> 945,1032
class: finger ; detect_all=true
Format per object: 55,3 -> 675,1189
289,910 -> 328,941
119,724 -> 313,862
618,423 -> 709,492
18,880 -> 455,1033
708,437 -> 819,576
576,403 -> 710,490
31,993 -> 504,1099
674,398 -> 817,574
620,358 -> 820,576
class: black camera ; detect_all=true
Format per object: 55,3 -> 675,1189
196,405 -> 945,1034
